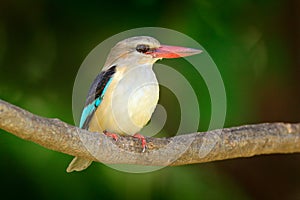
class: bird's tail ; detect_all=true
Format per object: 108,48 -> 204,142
66,157 -> 93,173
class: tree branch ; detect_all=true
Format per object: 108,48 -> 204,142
0,99 -> 300,167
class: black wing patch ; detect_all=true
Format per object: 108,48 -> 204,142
80,65 -> 117,129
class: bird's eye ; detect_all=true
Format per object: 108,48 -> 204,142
136,44 -> 150,53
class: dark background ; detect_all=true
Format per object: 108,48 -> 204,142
0,0 -> 299,199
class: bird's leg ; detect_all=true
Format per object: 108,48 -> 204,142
103,130 -> 119,141
133,133 -> 147,152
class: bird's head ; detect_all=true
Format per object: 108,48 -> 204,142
103,36 -> 202,69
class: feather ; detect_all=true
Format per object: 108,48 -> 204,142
79,65 -> 116,129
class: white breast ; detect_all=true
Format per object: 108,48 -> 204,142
90,64 -> 159,135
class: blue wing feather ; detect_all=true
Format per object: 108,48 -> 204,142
79,100 -> 99,128
79,65 -> 116,129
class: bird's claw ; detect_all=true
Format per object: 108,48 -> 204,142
104,131 -> 147,152
133,133 -> 147,152
103,130 -> 119,141
142,145 -> 147,153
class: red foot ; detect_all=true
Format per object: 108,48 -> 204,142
133,133 -> 147,152
103,130 -> 119,141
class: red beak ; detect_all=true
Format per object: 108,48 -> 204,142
149,45 -> 202,58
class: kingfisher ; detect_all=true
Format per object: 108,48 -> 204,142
67,36 -> 202,172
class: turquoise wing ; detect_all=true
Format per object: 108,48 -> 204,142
79,65 -> 116,129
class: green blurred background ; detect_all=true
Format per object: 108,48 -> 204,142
0,0 -> 299,199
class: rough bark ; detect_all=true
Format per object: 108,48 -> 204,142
0,99 -> 299,166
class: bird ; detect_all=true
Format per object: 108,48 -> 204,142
67,36 -> 202,172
